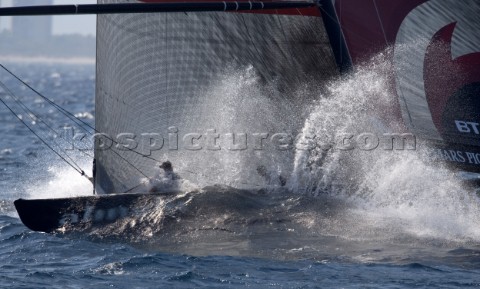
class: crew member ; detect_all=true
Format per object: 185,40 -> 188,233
149,161 -> 180,192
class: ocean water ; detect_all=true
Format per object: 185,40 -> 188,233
1,62 -> 480,289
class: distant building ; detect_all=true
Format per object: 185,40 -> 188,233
12,0 -> 53,43
0,0 -> 95,58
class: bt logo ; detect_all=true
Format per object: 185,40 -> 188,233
455,120 -> 480,135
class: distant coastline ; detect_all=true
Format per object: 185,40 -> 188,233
0,55 -> 95,65
0,31 -> 95,62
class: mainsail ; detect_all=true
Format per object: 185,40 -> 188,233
95,0 -> 339,194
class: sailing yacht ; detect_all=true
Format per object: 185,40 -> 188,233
3,0 -> 479,232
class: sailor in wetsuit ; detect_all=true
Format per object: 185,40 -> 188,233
148,161 -> 181,192
159,161 -> 180,180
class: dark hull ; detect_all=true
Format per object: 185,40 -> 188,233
14,192 -> 177,233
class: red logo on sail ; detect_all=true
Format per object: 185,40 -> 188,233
424,22 -> 480,137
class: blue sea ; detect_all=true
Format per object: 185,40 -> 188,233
1,62 -> 480,288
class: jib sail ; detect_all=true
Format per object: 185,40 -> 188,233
95,0 -> 339,193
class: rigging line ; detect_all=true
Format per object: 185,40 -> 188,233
0,95 -> 86,176
0,68 -> 207,188
0,81 -> 88,172
0,63 -> 164,164
0,65 -> 153,188
120,181 -> 148,194
372,0 -> 388,45
0,81 -> 82,149
0,63 -> 161,175
318,2 -> 373,50
104,147 -> 150,179
0,81 -> 58,134
0,63 -> 94,135
0,80 -> 95,165
73,147 -> 94,159
0,65 -> 92,138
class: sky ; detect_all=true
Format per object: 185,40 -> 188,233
0,0 -> 97,36
53,0 -> 96,35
